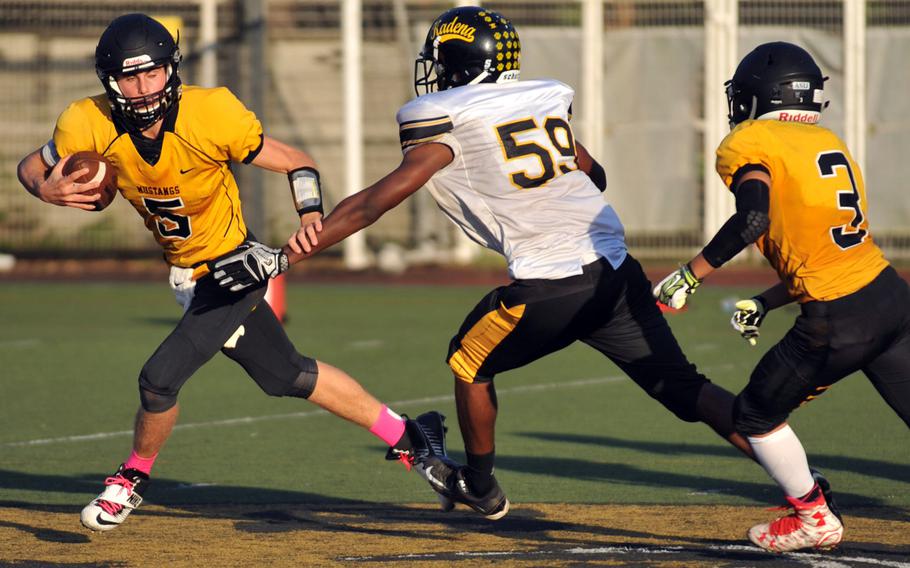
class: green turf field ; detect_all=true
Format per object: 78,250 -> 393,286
2,281 -> 908,513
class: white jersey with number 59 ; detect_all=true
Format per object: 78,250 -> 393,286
397,79 -> 627,280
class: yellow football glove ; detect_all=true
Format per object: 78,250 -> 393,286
653,264 -> 701,309
730,297 -> 767,346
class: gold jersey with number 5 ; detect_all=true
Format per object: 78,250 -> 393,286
716,119 -> 888,302
41,86 -> 263,268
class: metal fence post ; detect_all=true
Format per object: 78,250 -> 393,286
343,0 -> 370,269
581,0 -> 604,161
844,0 -> 866,171
702,0 -> 738,244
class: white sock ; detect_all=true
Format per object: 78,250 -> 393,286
748,425 -> 815,499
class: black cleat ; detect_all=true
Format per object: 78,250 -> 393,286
422,455 -> 510,520
385,411 -> 455,511
384,411 -> 448,467
811,468 -> 843,524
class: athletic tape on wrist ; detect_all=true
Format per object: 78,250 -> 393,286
288,167 -> 323,216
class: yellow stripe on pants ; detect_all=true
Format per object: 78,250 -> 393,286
448,302 -> 526,383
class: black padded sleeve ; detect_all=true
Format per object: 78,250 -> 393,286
701,178 -> 770,268
731,163 -> 769,189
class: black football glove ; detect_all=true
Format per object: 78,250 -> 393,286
211,241 -> 289,292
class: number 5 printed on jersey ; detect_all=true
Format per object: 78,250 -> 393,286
143,197 -> 192,239
495,117 -> 577,189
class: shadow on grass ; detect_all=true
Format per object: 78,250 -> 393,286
0,468 -> 743,548
0,468 -> 366,507
135,316 -> 181,327
1,457 -> 907,549
518,431 -> 910,486
510,432 -> 910,514
0,518 -> 89,544
1,468 -> 908,564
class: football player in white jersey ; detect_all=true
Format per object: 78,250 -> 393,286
210,6 -> 757,519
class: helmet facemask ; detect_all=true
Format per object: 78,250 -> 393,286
95,14 -> 183,132
414,41 -> 440,95
725,80 -> 757,128
100,57 -> 182,131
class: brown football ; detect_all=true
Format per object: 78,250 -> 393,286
61,151 -> 118,211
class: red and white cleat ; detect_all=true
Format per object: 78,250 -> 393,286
748,486 -> 844,553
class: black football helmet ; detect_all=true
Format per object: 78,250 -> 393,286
415,6 -> 520,95
95,13 -> 182,131
725,41 -> 828,128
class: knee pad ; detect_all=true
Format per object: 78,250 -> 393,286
648,374 -> 707,423
733,392 -> 790,436
262,353 -> 318,398
138,383 -> 178,413
138,328 -> 209,413
242,351 -> 319,399
283,354 -> 318,398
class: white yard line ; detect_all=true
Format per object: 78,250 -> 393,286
4,375 -> 623,448
341,544 -> 910,567
0,339 -> 40,349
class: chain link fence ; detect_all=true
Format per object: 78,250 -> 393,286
1,0 -> 909,262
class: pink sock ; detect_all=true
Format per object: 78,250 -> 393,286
369,405 -> 406,447
124,450 -> 158,475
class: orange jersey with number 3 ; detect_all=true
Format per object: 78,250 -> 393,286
716,120 -> 888,302
46,86 -> 263,268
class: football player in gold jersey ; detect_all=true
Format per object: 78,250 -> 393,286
655,42 -> 910,552
16,13 -> 448,532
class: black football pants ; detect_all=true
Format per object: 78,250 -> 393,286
446,255 -> 711,422
138,276 -> 317,412
735,266 -> 910,435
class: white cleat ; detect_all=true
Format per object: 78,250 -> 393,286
80,465 -> 149,532
748,488 -> 844,553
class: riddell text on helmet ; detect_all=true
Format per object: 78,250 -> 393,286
779,111 -> 818,123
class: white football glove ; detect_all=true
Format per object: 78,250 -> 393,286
653,264 -> 702,309
168,266 -> 196,311
730,297 -> 767,346
211,241 -> 289,292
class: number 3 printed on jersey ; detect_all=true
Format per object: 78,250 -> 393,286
817,151 -> 867,250
496,117 -> 577,189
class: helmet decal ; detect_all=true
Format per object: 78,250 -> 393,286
725,42 -> 827,129
415,6 -> 520,96
121,54 -> 154,70
434,17 -> 476,44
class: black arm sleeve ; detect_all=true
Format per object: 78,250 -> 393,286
587,160 -> 607,192
701,178 -> 771,268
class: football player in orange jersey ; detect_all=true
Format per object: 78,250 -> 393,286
655,42 -> 910,552
16,13 -> 448,532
